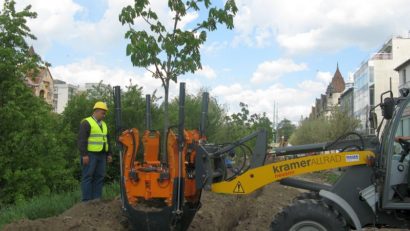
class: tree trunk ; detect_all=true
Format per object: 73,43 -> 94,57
162,80 -> 170,164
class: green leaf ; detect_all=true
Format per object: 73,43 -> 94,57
126,44 -> 133,56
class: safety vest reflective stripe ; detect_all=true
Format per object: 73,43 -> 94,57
89,134 -> 106,138
83,117 -> 109,152
88,141 -> 105,145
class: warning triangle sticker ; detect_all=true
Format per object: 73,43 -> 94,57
233,181 -> 245,194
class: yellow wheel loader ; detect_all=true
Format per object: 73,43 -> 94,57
113,84 -> 410,231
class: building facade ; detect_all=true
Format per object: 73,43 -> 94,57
339,87 -> 354,117
396,58 -> 410,90
353,36 -> 410,134
25,66 -> 54,105
53,80 -> 79,113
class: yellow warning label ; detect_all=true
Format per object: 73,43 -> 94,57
233,181 -> 245,194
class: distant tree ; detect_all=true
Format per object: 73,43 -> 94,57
119,0 -> 238,160
276,119 -> 296,142
328,107 -> 361,138
215,102 -> 273,144
289,107 -> 361,145
167,90 -> 226,142
0,0 -> 77,204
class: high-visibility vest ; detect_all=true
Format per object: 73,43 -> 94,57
83,117 -> 109,152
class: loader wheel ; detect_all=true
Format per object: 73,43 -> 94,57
292,192 -> 320,202
271,199 -> 349,231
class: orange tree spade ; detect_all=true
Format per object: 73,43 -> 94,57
119,0 -> 238,161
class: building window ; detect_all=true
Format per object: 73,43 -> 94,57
39,90 -> 45,98
369,66 -> 374,83
403,69 -> 407,84
369,85 -> 375,107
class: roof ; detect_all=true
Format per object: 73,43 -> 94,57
328,63 -> 345,93
28,46 -> 36,56
26,66 -> 53,85
395,58 -> 410,71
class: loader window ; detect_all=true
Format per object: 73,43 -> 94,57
395,112 -> 410,137
394,117 -> 410,155
389,102 -> 410,202
394,104 -> 410,155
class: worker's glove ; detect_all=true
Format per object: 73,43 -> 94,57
82,155 -> 89,166
107,154 -> 113,163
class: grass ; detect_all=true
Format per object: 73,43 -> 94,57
320,171 -> 341,184
0,182 -> 120,230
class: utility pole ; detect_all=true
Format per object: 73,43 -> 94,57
273,101 -> 279,143
273,102 -> 276,143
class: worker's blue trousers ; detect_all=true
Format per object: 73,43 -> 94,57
81,153 -> 106,202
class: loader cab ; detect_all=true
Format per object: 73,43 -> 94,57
378,89 -> 410,209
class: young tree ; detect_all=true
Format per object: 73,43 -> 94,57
119,0 -> 238,160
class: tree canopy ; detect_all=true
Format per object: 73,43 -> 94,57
119,0 -> 238,159
289,107 -> 361,145
0,0 -> 77,204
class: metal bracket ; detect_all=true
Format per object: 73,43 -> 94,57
359,184 -> 378,213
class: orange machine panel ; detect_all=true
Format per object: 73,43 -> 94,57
119,128 -> 202,207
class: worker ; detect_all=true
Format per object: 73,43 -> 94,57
78,101 -> 113,202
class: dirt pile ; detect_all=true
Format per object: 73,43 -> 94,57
2,199 -> 126,231
3,181 -> 406,230
2,182 -> 299,231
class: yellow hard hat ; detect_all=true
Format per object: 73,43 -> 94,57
93,101 -> 108,111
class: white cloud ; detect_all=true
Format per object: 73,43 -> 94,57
298,71 -> 332,94
208,70 -> 334,123
316,71 -> 333,83
211,83 -> 315,122
251,59 -> 307,84
201,41 -> 228,54
14,0 -> 200,55
195,65 -> 217,79
179,11 -> 199,29
51,58 -> 143,87
51,58 -> 202,102
234,0 -> 410,54
49,58 -> 330,123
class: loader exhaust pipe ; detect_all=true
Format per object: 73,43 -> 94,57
200,92 -> 209,139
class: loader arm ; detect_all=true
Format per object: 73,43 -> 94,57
211,150 -> 375,195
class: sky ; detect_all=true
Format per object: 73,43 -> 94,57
5,0 -> 410,123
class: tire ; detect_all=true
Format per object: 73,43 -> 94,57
271,199 -> 349,231
292,192 -> 320,202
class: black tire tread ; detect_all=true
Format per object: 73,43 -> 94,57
292,192 -> 320,202
271,199 -> 349,231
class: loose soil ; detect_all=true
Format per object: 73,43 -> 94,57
2,199 -> 126,231
2,177 -> 408,231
